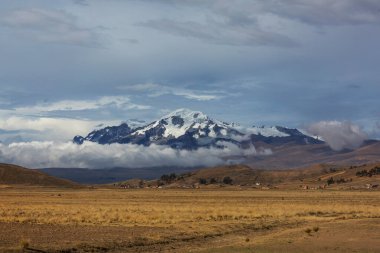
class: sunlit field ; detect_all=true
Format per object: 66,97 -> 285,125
1,187 -> 380,252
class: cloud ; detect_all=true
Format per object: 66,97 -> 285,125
151,0 -> 380,26
73,0 -> 89,6
263,0 -> 380,26
0,96 -> 151,142
0,116 -> 113,142
138,18 -> 297,48
119,83 -> 224,101
1,8 -> 100,46
307,121 -> 367,151
0,141 -> 263,169
367,121 -> 380,139
14,96 -> 151,114
138,0 -> 380,48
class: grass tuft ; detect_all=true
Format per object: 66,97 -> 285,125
304,228 -> 312,235
20,238 -> 30,249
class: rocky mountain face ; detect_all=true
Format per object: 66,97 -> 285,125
73,108 -> 322,149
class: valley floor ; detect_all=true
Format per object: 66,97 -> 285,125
0,187 -> 379,252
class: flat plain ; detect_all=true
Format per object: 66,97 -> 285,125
0,187 -> 379,253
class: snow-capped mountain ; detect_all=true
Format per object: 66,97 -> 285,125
73,108 -> 322,149
73,123 -> 133,145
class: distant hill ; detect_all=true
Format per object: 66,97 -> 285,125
245,140 -> 380,169
119,163 -> 380,190
40,166 -> 194,184
0,163 -> 80,187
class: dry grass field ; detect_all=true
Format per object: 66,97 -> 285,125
0,187 -> 379,252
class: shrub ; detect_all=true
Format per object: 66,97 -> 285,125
210,178 -> 218,184
169,173 -> 177,181
160,174 -> 170,182
304,228 -> 312,235
223,176 -> 233,185
199,178 -> 207,184
356,167 -> 380,177
160,173 -> 177,183
313,226 -> 319,232
336,178 -> 346,184
20,239 -> 30,249
327,177 -> 334,185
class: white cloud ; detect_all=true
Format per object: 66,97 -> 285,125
0,141 -> 261,169
307,121 -> 367,151
0,96 -> 151,142
14,96 -> 151,114
119,83 -> 224,101
1,8 -> 100,46
0,116 -> 116,142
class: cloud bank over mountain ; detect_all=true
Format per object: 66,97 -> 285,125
0,141 -> 262,169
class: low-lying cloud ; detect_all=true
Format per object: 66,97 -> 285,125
307,121 -> 367,151
0,141 -> 269,169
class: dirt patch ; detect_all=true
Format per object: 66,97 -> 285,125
200,218 -> 380,253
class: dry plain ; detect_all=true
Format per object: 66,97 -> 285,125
0,187 -> 379,253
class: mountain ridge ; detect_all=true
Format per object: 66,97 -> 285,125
0,163 -> 80,187
73,108 -> 321,149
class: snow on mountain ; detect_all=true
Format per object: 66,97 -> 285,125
239,125 -> 290,137
134,108 -> 240,139
73,108 -> 322,148
126,108 -> 244,149
298,128 -> 324,142
73,123 -> 133,145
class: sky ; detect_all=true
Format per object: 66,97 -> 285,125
1,0 -> 380,143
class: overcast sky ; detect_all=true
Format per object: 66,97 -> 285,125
1,0 -> 380,142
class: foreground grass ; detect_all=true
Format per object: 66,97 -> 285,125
0,187 -> 379,252
1,189 -> 379,226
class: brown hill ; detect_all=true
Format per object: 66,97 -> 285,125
245,141 -> 380,169
141,163 -> 380,190
0,163 -> 81,187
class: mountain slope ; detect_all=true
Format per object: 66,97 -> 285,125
245,140 -> 380,169
0,163 -> 80,187
73,108 -> 321,149
146,163 -> 380,190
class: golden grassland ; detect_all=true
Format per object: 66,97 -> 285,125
1,188 -> 380,226
0,187 -> 380,252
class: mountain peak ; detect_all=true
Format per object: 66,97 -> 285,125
161,108 -> 209,122
73,108 -> 323,149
